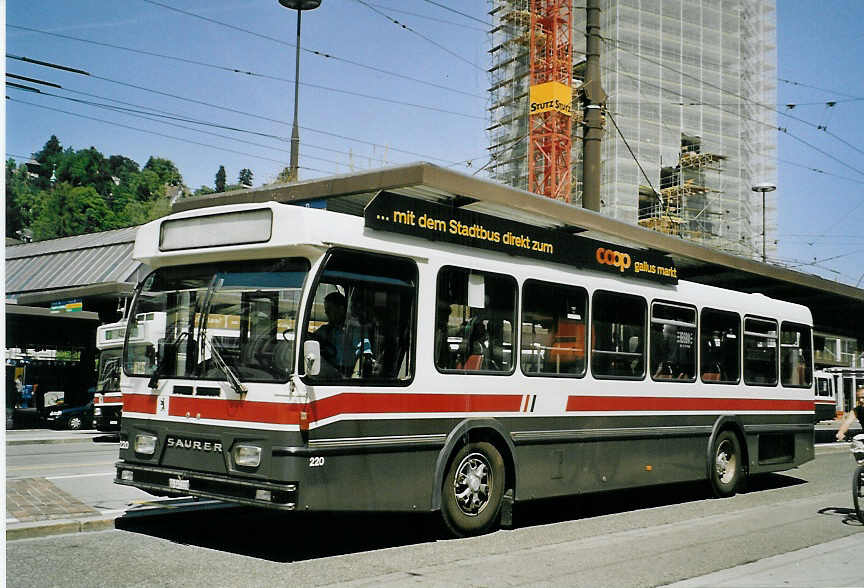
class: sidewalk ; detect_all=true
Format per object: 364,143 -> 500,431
664,534 -> 864,587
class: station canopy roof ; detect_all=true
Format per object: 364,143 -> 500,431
174,162 -> 864,338
5,226 -> 144,306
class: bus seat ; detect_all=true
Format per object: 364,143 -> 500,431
460,354 -> 484,370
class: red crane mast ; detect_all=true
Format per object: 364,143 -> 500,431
528,0 -> 573,202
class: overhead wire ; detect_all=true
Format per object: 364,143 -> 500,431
420,0 -> 492,27
6,54 -> 463,164
133,1 -> 483,99
8,97 -> 337,176
5,80 -> 413,171
5,29 -> 485,114
351,0 -> 486,73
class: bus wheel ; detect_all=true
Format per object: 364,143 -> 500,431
710,430 -> 742,498
441,441 -> 506,537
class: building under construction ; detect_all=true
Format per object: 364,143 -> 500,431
487,0 -> 777,258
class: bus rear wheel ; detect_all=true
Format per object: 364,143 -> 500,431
441,441 -> 505,537
710,430 -> 743,498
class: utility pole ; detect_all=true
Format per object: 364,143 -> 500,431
581,0 -> 606,212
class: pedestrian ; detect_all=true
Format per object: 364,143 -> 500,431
836,385 -> 864,442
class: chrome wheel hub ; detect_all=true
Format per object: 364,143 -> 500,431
453,452 -> 492,516
715,440 -> 736,484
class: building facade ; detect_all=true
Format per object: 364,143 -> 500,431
488,0 -> 778,258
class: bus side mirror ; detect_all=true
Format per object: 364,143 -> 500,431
303,340 -> 321,376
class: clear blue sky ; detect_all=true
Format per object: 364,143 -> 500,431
5,1 -> 864,286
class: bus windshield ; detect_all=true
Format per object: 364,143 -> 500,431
96,348 -> 123,392
124,258 -> 309,384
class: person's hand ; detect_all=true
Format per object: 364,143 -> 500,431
836,432 -> 845,442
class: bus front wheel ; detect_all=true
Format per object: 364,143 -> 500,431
710,430 -> 743,498
441,441 -> 505,537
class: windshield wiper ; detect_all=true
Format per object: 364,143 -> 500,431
202,332 -> 247,396
196,274 -> 247,396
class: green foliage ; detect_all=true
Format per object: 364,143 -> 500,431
144,157 -> 182,186
238,168 -> 254,188
6,135 -> 188,241
215,165 -> 227,193
193,185 -> 216,196
30,183 -> 113,241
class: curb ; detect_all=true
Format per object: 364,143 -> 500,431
6,515 -> 118,541
7,436 -> 103,446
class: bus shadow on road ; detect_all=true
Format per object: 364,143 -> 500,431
115,507 -> 448,562
114,473 -> 807,562
514,473 -> 806,528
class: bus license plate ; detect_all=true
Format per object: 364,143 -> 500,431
169,478 -> 190,491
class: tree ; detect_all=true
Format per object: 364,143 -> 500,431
238,168 -> 254,188
193,185 -> 216,197
144,157 -> 182,187
30,183 -> 113,240
215,165 -> 227,193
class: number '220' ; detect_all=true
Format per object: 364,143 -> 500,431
308,456 -> 325,467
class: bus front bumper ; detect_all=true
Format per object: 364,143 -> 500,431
114,462 -> 298,510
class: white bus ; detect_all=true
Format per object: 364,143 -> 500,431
813,369 -> 837,423
116,193 -> 814,536
93,320 -> 126,431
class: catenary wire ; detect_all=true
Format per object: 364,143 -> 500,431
134,0 -> 483,99
351,0 -> 485,72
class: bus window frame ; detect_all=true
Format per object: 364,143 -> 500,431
649,299 -> 697,383
779,321 -> 813,389
742,315 -> 779,387
519,278 -> 588,379
434,265 -> 518,377
699,307 -> 741,385
299,247 -> 419,387
590,289 -> 647,381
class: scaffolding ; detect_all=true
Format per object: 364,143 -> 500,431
489,0 -> 777,258
638,136 -> 726,246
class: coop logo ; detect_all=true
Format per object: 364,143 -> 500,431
596,247 -> 632,272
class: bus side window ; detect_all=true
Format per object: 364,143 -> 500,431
743,316 -> 778,386
780,322 -> 812,388
650,302 -> 696,382
591,290 -> 646,380
435,267 -> 516,374
700,308 -> 740,384
521,280 -> 587,377
302,250 -> 417,384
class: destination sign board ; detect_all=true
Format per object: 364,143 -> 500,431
364,191 -> 677,284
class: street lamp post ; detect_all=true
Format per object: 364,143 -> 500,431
278,0 -> 322,183
751,183 -> 776,263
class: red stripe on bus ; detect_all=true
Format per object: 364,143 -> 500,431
123,394 -> 158,414
566,396 -> 814,412
311,393 -> 523,422
168,396 -> 302,424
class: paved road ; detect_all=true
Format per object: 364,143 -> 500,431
6,443 -> 864,587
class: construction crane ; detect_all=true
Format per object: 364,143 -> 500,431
527,0 -> 573,202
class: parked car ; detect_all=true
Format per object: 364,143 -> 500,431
45,402 -> 94,430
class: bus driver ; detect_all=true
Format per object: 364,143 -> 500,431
311,291 -> 374,377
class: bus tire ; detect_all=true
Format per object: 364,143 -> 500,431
441,441 -> 506,537
710,430 -> 743,498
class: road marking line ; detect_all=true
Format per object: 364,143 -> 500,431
7,461 -> 115,471
46,472 -> 115,480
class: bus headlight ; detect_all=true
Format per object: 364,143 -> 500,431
134,434 -> 158,455
233,444 -> 262,467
